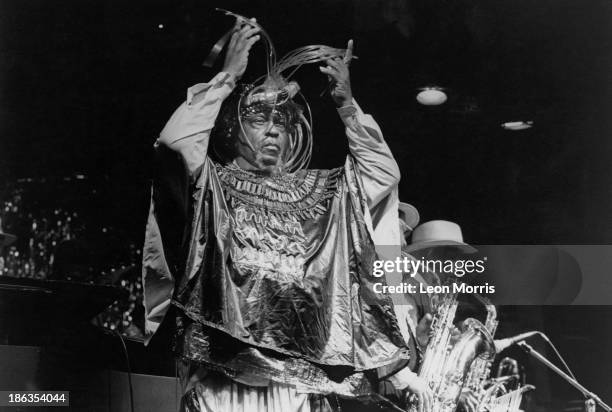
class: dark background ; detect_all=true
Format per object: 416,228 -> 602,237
1,0 -> 611,410
2,0 -> 612,244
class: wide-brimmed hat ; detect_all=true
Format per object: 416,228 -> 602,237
0,218 -> 16,247
404,220 -> 476,253
398,202 -> 420,234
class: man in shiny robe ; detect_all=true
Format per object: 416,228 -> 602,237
142,20 -> 432,412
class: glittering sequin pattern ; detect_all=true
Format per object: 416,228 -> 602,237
216,162 -> 342,284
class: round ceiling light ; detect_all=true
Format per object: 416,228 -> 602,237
501,121 -> 533,131
416,87 -> 447,106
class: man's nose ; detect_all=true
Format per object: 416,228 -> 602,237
265,122 -> 280,137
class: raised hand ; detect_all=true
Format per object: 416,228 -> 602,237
319,39 -> 354,107
222,18 -> 260,81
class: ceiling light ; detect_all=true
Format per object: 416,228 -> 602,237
416,87 -> 447,106
501,121 -> 533,131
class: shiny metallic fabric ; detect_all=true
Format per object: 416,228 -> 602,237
145,156 -> 409,396
179,370 -> 332,412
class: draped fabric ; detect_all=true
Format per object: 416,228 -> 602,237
142,73 -> 410,403
180,370 -> 332,412
160,156 -> 408,394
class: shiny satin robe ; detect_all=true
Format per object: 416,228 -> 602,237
142,72 -> 408,409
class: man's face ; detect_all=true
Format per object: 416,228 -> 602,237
237,106 -> 290,174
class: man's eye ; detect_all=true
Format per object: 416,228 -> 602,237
271,115 -> 288,128
248,117 -> 267,125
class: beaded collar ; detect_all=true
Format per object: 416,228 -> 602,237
215,162 -> 342,220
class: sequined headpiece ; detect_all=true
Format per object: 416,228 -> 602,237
205,9 -> 352,172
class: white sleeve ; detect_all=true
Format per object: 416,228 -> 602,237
339,99 -> 402,249
156,71 -> 236,176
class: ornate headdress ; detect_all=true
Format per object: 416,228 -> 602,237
205,9 -> 353,172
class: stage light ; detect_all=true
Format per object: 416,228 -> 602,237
158,24 -> 164,29
501,121 -> 533,130
416,87 -> 447,106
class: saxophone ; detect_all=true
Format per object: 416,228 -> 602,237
464,295 -> 499,405
410,290 -> 496,412
465,300 -> 536,412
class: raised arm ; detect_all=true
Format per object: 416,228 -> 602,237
320,40 -> 401,210
321,43 -> 429,397
156,19 -> 261,177
143,19 -> 260,340
320,41 -> 401,249
157,73 -> 235,176
337,100 -> 401,207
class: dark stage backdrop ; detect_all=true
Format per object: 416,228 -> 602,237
1,0 -> 611,244
1,0 -> 611,409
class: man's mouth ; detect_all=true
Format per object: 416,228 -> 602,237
261,144 -> 280,155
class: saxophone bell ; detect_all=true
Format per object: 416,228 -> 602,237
408,290 -> 497,412
435,318 -> 496,409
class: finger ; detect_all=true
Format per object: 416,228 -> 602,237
343,39 -> 354,64
242,17 -> 257,28
237,24 -> 250,40
319,66 -> 339,80
235,18 -> 248,31
241,18 -> 259,35
236,22 -> 254,41
232,17 -> 241,31
243,26 -> 260,39
245,34 -> 261,50
237,30 -> 259,50
327,58 -> 348,75
234,18 -> 250,44
418,395 -> 424,412
326,58 -> 342,70
319,66 -> 336,75
234,33 -> 249,50
236,16 -> 256,29
228,31 -> 239,50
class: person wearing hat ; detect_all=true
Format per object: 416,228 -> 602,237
394,211 -> 452,364
403,219 -> 478,325
391,218 -> 480,360
405,220 -> 481,412
404,220 -> 477,256
382,211 -> 479,410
